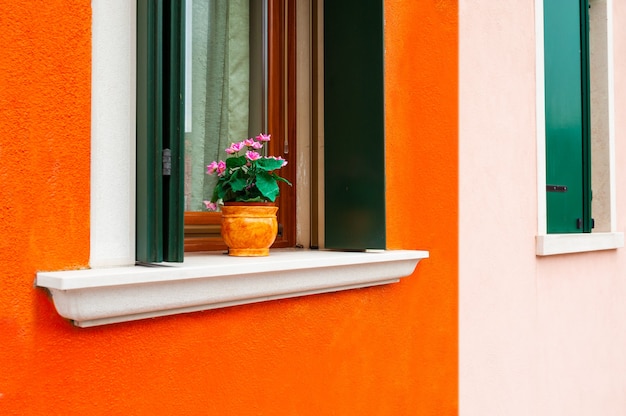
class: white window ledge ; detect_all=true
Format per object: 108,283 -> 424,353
36,249 -> 428,327
536,232 -> 624,256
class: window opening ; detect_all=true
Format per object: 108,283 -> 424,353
183,0 -> 296,251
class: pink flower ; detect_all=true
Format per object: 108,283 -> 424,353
245,151 -> 261,161
207,161 -> 219,175
256,133 -> 271,142
267,156 -> 288,167
216,160 -> 226,176
206,160 -> 226,176
225,142 -> 245,154
203,201 -> 218,211
243,138 -> 264,150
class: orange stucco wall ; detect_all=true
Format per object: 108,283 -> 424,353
0,1 -> 457,415
385,0 -> 459,413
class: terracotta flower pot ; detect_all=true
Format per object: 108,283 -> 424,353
221,202 -> 278,256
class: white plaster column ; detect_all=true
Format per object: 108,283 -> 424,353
90,0 -> 136,267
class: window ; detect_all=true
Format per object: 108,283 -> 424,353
536,0 -> 624,254
182,0 -> 296,252
136,0 -> 387,263
35,0 -> 428,327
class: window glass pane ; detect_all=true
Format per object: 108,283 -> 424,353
184,0 -> 265,212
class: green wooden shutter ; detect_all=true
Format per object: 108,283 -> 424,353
544,0 -> 591,233
323,0 -> 385,250
136,0 -> 185,262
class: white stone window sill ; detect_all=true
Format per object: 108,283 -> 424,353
36,249 -> 429,327
536,232 -> 624,256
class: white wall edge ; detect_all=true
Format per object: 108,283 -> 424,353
90,0 -> 136,267
36,249 -> 429,327
535,0 -> 547,235
607,0 -> 617,230
536,232 -> 624,256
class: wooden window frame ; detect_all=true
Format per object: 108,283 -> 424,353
184,0 -> 297,252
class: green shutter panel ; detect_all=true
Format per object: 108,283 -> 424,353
544,0 -> 591,233
323,0 -> 386,250
136,0 -> 185,262
163,0 -> 185,260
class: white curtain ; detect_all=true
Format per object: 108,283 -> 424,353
185,0 -> 250,211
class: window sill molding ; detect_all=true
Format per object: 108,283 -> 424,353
536,232 -> 624,256
36,249 -> 429,327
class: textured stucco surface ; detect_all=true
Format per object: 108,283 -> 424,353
385,0 -> 459,413
0,0 -> 92,411
0,1 -> 458,415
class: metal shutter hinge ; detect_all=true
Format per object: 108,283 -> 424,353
162,148 -> 171,176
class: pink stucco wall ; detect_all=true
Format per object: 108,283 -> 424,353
459,1 -> 626,414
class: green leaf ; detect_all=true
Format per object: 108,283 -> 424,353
256,158 -> 285,171
226,155 -> 247,169
211,186 -> 220,202
216,184 -> 228,200
256,171 -> 280,201
274,174 -> 292,186
237,196 -> 264,203
228,170 -> 247,192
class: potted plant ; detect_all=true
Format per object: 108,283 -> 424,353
204,133 -> 291,256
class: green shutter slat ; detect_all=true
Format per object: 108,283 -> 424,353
136,0 -> 185,262
544,0 -> 591,233
579,0 -> 592,232
163,0 -> 185,261
136,0 -> 164,262
323,0 -> 385,250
